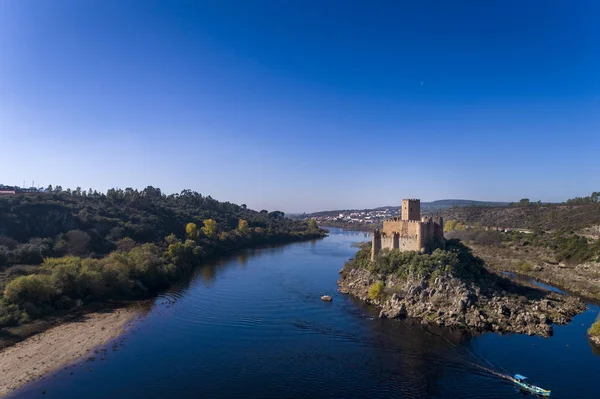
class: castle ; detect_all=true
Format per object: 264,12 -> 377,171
371,199 -> 444,261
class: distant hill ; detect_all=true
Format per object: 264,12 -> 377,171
422,199 -> 510,212
301,199 -> 510,218
299,199 -> 600,232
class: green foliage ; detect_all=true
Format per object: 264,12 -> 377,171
368,281 -> 385,301
186,222 -> 199,240
1,243 -> 191,325
444,220 -> 466,232
237,219 -> 249,235
566,191 -> 600,205
346,239 -> 484,282
307,218 -> 318,231
0,298 -> 29,327
507,231 -> 600,264
4,274 -> 56,305
201,219 -> 217,239
589,317 -> 600,337
0,186 -> 326,266
0,188 -> 328,328
517,261 -> 533,273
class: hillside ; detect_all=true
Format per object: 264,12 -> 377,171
301,199 -> 509,218
436,203 -> 600,231
0,187 -> 325,332
0,187 -> 322,265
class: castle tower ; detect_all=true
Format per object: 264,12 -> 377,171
371,230 -> 382,261
401,199 -> 420,221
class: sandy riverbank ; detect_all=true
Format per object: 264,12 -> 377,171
0,307 -> 139,397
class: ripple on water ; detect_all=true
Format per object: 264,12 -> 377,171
8,231 -> 600,399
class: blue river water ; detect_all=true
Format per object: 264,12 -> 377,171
9,229 -> 600,398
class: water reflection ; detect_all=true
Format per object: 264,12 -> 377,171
349,300 -> 479,398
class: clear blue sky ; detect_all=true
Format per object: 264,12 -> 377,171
1,1 -> 598,213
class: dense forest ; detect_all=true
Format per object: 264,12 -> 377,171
0,187 -> 326,328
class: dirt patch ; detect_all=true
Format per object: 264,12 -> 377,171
0,307 -> 139,396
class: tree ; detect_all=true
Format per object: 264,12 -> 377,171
66,230 -> 91,256
444,220 -> 458,232
201,219 -> 217,239
237,219 -> 249,235
592,192 -> 600,203
268,211 -> 285,219
186,222 -> 199,240
47,184 -> 53,192
307,218 -> 318,231
116,237 -> 136,252
518,198 -> 530,207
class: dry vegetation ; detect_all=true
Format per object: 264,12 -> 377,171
446,230 -> 600,300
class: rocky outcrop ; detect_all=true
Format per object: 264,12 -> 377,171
338,268 -> 585,337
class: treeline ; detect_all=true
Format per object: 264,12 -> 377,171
0,187 -> 326,327
565,191 -> 600,205
507,191 -> 599,207
1,219 -> 324,328
0,186 -> 323,267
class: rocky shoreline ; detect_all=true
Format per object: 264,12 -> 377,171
466,242 -> 600,302
338,268 -> 586,337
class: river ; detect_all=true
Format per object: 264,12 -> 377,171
8,228 -> 600,398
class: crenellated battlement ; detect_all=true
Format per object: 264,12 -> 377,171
384,218 -> 424,224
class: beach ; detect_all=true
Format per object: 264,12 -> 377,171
0,308 -> 138,396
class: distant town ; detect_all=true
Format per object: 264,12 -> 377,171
311,208 -> 399,225
0,184 -> 46,195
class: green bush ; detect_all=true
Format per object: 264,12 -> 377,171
589,317 -> 600,337
0,210 -> 327,329
368,281 -> 385,301
4,274 -> 56,305
347,239 -> 484,282
0,298 -> 29,327
517,261 -> 533,273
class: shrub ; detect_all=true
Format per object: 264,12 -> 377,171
347,239 -> 484,282
589,317 -> 600,337
368,281 -> 385,301
517,262 -> 533,273
66,230 -> 91,256
0,298 -> 29,327
4,274 -> 56,305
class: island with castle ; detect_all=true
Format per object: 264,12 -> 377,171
339,198 -> 585,337
371,199 -> 444,261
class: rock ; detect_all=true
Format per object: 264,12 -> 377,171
338,267 -> 585,338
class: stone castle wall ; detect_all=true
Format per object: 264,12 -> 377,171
371,199 -> 444,261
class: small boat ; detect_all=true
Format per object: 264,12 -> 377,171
321,295 -> 332,302
512,374 -> 551,397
